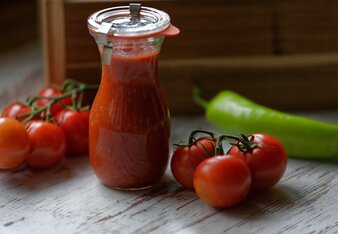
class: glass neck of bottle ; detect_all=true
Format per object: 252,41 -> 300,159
97,36 -> 164,84
97,36 -> 164,61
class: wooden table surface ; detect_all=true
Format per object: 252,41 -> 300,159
1,44 -> 338,234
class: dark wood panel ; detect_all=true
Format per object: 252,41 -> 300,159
62,0 -> 338,64
162,56 -> 338,113
276,0 -> 338,54
42,0 -> 338,113
64,1 -> 273,63
0,1 -> 37,52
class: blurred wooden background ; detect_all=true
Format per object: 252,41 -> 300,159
2,0 -> 338,114
0,1 -> 38,52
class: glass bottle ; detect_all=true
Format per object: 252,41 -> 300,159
87,3 -> 179,190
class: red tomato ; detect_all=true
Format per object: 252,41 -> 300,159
0,118 -> 30,169
1,102 -> 32,122
25,121 -> 66,169
170,137 -> 216,189
37,87 -> 72,116
55,109 -> 89,155
193,155 -> 251,209
229,133 -> 288,193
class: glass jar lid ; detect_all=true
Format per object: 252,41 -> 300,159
87,3 -> 171,38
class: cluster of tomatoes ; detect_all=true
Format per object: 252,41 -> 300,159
0,79 -> 96,170
170,130 -> 288,209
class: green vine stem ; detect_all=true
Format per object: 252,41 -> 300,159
16,79 -> 98,124
173,128 -> 259,157
215,134 -> 258,155
214,135 -> 226,155
188,129 -> 215,144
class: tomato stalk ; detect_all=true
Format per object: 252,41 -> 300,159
174,128 -> 258,157
214,134 -> 258,155
76,92 -> 84,110
45,101 -> 53,122
214,135 -> 226,155
231,134 -> 258,153
16,79 -> 98,124
188,129 -> 215,144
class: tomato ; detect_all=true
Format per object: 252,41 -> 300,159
1,102 -> 32,122
37,87 -> 72,116
0,118 -> 30,169
25,121 -> 66,169
193,155 -> 251,209
170,137 -> 216,189
55,109 -> 89,155
229,133 -> 287,193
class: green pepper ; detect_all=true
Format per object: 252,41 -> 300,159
194,88 -> 338,159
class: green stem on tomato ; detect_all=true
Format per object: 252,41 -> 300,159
71,90 -> 78,110
77,92 -> 84,110
17,79 -> 98,124
188,129 -> 215,144
215,134 -> 258,155
45,101 -> 53,123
